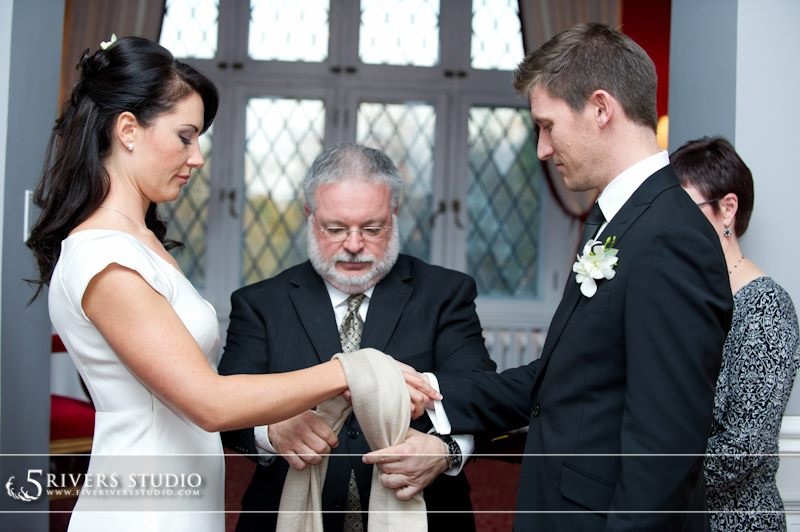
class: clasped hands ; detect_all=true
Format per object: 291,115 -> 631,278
271,362 -> 448,499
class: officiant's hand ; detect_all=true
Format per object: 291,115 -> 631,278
362,428 -> 448,500
269,410 -> 338,470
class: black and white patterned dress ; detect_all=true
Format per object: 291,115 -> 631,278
705,276 -> 800,532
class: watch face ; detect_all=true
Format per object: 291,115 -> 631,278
438,434 -> 462,468
446,439 -> 462,468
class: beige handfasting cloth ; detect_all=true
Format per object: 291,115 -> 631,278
276,347 -> 427,531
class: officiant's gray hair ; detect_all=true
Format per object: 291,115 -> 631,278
303,143 -> 404,212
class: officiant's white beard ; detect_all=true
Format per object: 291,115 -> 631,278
307,216 -> 400,295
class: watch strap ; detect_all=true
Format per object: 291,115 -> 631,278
437,434 -> 462,470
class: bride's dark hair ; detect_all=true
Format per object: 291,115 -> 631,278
26,36 -> 218,300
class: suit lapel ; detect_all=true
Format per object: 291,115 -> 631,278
360,257 -> 412,352
288,263 -> 343,364
533,166 -> 680,387
533,269 -> 582,388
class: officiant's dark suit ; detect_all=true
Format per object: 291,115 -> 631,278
220,257 -> 493,531
218,144 -> 495,532
415,24 -> 733,532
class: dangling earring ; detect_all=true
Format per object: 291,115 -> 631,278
723,226 -> 732,237
127,143 -> 134,152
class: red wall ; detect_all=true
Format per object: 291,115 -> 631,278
621,0 -> 672,117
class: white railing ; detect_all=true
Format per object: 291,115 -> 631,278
483,327 -> 546,371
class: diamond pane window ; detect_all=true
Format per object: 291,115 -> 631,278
357,102 -> 436,261
242,98 -> 325,284
164,126 -> 214,288
160,0 -> 219,59
360,0 -> 439,66
467,107 -> 541,296
249,0 -> 329,61
471,0 -> 524,70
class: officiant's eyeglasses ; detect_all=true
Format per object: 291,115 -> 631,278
695,198 -> 721,207
316,219 -> 391,243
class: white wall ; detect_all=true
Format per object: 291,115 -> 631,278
736,3 -> 800,526
734,0 -> 800,335
735,0 -> 800,315
671,0 -> 800,415
671,1 -> 800,526
0,0 -> 63,529
0,0 -> 13,406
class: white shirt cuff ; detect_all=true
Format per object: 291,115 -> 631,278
254,425 -> 277,454
424,372 -> 451,434
424,372 -> 472,476
254,426 -> 277,466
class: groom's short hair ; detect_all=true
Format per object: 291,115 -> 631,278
513,22 -> 658,132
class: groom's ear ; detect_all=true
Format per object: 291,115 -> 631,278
587,90 -> 614,129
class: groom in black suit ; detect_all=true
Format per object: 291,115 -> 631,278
367,23 -> 733,531
218,143 -> 495,532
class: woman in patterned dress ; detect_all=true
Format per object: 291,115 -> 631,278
671,136 -> 800,531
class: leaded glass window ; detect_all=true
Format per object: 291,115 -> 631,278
471,0 -> 524,70
359,0 -> 440,66
357,102 -> 436,261
468,107 -> 541,296
249,0 -> 330,62
161,0 -> 218,59
242,98 -> 325,284
158,1 -> 562,330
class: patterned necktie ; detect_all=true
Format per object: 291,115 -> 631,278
581,202 -> 606,244
340,293 -> 365,532
340,294 -> 366,354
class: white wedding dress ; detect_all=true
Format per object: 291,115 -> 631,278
49,230 -> 224,531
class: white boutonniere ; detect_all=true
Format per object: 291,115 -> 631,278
100,33 -> 117,50
572,236 -> 619,298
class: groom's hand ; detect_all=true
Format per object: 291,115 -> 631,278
362,428 -> 449,500
269,410 -> 338,470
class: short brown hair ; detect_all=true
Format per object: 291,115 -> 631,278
670,136 -> 755,237
513,23 -> 657,131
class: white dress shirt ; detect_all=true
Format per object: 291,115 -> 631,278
595,151 -> 669,235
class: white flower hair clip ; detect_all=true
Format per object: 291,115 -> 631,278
572,236 -> 619,298
100,34 -> 118,51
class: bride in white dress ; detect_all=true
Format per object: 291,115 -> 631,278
27,36 -> 435,531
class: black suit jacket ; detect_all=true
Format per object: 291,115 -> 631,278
437,166 -> 733,531
219,254 -> 496,532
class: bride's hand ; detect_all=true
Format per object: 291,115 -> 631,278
396,361 -> 441,419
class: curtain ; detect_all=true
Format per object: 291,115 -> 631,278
517,0 -> 621,222
59,0 -> 167,104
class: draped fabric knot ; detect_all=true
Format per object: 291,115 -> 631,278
277,293 -> 426,531
276,348 -> 427,532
